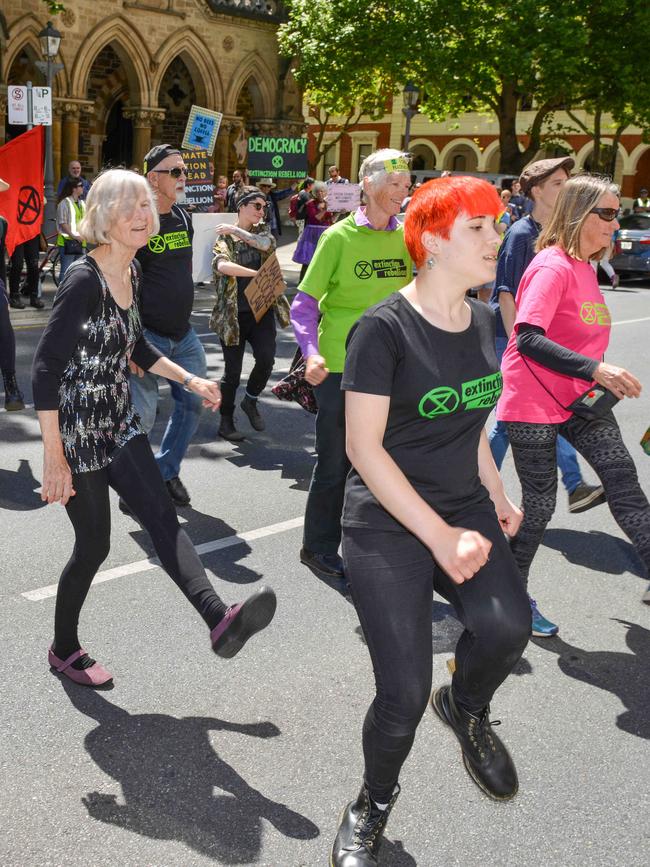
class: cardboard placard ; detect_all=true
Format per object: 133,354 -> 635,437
182,105 -> 223,154
247,136 -> 308,179
327,182 -> 361,212
181,148 -> 213,211
244,252 -> 286,321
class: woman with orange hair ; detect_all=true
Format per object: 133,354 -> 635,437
330,177 -> 531,867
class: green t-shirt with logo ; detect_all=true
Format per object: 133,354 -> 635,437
299,214 -> 412,373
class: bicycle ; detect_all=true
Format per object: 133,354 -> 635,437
38,232 -> 61,287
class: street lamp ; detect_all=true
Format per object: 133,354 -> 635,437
402,81 -> 420,151
36,21 -> 63,236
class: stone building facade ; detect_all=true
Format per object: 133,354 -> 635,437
0,1 -> 304,183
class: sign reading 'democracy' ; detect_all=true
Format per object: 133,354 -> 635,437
244,252 -> 286,321
182,105 -> 223,153
327,182 -> 361,212
181,149 -> 212,211
247,136 -> 308,179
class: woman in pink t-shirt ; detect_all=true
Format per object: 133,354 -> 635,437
497,175 -> 649,624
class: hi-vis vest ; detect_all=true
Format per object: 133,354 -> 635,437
57,197 -> 86,247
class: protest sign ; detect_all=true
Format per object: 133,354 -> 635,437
181,148 -> 213,211
191,212 -> 237,283
244,252 -> 286,321
327,182 -> 361,212
247,136 -> 308,179
182,105 -> 223,153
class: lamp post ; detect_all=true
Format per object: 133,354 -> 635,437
402,82 -> 420,151
35,21 -> 63,236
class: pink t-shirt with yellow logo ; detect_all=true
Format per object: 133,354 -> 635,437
497,245 -> 611,423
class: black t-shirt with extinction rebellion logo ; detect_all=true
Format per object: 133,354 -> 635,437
342,292 -> 501,531
135,205 -> 194,340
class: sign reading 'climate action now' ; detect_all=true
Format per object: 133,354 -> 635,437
247,136 -> 308,179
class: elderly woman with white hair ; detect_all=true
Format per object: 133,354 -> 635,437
290,149 -> 413,578
32,169 -> 276,689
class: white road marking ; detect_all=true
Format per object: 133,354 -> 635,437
612,316 -> 650,326
21,515 -> 304,601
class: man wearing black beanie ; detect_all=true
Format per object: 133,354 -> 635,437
128,144 -> 213,508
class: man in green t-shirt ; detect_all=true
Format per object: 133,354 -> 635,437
290,149 -> 413,578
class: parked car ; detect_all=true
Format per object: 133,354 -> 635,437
611,213 -> 650,277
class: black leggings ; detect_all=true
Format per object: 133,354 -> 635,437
507,412 -> 650,584
219,310 -> 276,416
54,434 -> 227,658
0,283 -> 16,372
342,507 -> 531,803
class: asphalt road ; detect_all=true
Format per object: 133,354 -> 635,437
1,278 -> 649,867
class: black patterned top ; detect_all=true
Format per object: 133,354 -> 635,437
32,256 -> 160,474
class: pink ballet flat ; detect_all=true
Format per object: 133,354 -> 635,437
48,646 -> 113,688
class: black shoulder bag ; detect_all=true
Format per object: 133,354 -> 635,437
521,354 -> 619,421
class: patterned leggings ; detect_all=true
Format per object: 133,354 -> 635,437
507,412 -> 650,584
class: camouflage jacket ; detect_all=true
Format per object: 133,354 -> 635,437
210,223 -> 291,346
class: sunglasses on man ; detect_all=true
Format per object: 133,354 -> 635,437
152,167 -> 188,178
589,208 -> 619,222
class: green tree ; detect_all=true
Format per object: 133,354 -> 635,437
279,0 -> 650,174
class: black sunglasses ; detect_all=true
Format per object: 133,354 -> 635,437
589,207 -> 618,222
247,202 -> 266,211
152,167 -> 188,178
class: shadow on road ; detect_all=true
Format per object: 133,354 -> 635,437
542,528 -> 645,578
0,458 -> 47,511
60,681 -> 319,863
532,618 -> 650,739
122,505 -> 263,586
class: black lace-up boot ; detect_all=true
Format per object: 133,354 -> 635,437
3,371 -> 25,411
431,684 -> 518,800
330,782 -> 400,866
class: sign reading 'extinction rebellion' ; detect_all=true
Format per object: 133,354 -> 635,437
247,136 -> 308,179
181,149 -> 213,211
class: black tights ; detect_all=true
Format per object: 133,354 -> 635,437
54,435 -> 227,658
219,310 -> 276,416
342,507 -> 531,803
507,412 -> 650,583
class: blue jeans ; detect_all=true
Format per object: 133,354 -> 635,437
488,336 -> 583,494
130,327 -> 207,482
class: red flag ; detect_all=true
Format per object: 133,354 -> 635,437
0,126 -> 45,256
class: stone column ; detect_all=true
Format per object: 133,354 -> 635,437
123,107 -> 166,168
52,104 -> 64,185
61,102 -> 81,171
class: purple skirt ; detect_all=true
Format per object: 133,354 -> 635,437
292,224 -> 329,265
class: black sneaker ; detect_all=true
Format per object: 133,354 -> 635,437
431,685 -> 518,800
240,395 -> 265,431
331,783 -> 399,867
218,414 -> 245,442
165,476 -> 191,507
568,482 -> 606,513
29,295 -> 45,309
9,295 -> 25,310
2,372 -> 25,411
300,547 -> 345,579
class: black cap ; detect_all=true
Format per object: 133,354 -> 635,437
143,144 -> 181,174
